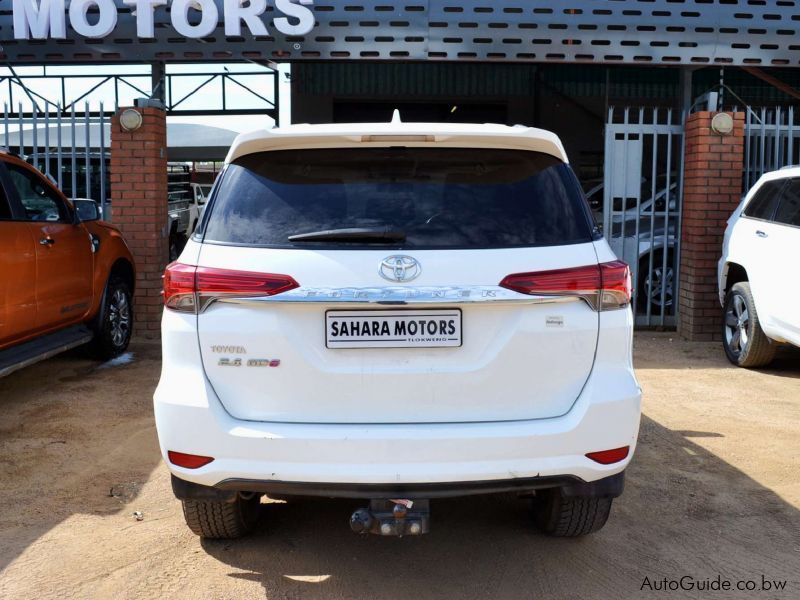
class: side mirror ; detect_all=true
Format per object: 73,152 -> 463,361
73,199 -> 100,222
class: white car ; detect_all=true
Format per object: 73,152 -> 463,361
154,121 -> 642,540
719,168 -> 800,367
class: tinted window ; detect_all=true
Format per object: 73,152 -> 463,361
0,182 -> 10,220
6,164 -> 70,222
774,178 -> 800,227
743,180 -> 783,221
204,148 -> 593,249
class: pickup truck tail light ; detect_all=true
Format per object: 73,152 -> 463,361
499,261 -> 631,311
163,263 -> 299,313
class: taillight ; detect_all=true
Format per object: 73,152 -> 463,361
499,261 -> 631,311
163,262 -> 197,312
585,446 -> 630,465
196,267 -> 300,298
162,263 -> 299,313
599,261 -> 633,310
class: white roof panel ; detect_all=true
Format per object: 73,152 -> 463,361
225,122 -> 569,164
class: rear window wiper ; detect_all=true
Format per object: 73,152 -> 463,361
288,228 -> 406,243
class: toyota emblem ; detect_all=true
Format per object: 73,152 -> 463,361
379,256 -> 421,283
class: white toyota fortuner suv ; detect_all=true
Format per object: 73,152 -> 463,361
154,121 -> 642,540
718,167 -> 800,367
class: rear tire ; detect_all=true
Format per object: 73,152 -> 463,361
181,495 -> 261,539
90,277 -> 133,360
722,282 -> 776,368
532,488 -> 613,537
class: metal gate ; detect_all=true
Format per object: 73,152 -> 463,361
0,103 -> 112,220
603,107 -> 685,327
744,106 -> 800,193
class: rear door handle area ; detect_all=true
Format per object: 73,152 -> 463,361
39,237 -> 55,246
755,230 -> 768,238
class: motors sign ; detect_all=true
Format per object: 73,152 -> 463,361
0,0 -> 796,65
12,0 -> 314,39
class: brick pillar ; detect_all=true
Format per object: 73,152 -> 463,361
110,107 -> 168,340
678,111 -> 745,341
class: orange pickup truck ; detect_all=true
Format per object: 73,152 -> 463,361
0,152 -> 136,377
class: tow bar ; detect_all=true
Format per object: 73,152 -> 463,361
349,499 -> 430,537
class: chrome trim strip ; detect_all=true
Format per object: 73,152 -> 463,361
199,286 -> 581,312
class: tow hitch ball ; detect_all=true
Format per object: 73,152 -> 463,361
350,499 -> 430,537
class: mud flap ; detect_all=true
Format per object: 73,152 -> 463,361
560,471 -> 625,498
171,475 -> 239,503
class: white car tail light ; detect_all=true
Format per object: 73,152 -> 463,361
499,261 -> 632,311
163,263 -> 299,313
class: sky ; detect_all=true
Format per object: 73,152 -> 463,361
0,62 -> 292,133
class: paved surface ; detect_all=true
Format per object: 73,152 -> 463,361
0,333 -> 798,599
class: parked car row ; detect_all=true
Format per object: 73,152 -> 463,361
2,120 -> 795,548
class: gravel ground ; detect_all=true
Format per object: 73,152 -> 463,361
0,333 -> 798,599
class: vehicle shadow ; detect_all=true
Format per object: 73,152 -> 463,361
0,342 -> 163,576
200,412 -> 800,599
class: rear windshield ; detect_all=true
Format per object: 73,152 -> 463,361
202,147 -> 594,249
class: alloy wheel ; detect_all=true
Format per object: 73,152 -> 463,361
644,264 -> 674,307
108,289 -> 131,348
724,293 -> 749,355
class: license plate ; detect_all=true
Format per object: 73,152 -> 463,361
326,309 -> 462,349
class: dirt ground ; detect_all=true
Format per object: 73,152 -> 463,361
0,333 -> 798,599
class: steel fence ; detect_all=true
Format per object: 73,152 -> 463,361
744,106 -> 800,193
604,107 -> 685,328
0,103 -> 112,221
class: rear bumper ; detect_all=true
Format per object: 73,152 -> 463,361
172,471 -> 625,501
154,309 -> 641,490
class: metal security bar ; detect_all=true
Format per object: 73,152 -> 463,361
1,103 -> 112,221
603,107 -> 685,328
744,107 -> 800,193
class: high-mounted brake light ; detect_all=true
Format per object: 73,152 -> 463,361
162,263 -> 299,313
499,260 -> 631,311
585,446 -> 630,465
167,450 -> 215,469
